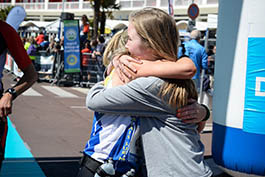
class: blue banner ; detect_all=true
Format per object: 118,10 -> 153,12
243,37 -> 265,134
64,20 -> 81,73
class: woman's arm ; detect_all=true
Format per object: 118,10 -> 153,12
86,77 -> 175,117
112,55 -> 196,81
136,57 -> 196,79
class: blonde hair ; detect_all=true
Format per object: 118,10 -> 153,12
103,29 -> 128,66
129,8 -> 197,108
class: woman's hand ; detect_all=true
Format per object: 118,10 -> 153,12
177,99 -> 209,133
112,55 -> 143,82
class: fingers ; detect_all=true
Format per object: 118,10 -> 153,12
119,63 -> 133,79
177,105 -> 204,123
177,103 -> 195,113
0,107 -> 11,117
119,55 -> 142,73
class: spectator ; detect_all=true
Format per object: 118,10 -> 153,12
40,35 -> 49,50
81,41 -> 92,81
207,45 -> 216,93
46,38 -> 56,54
81,41 -> 92,54
80,14 -> 90,47
24,37 -> 31,51
93,35 -> 105,58
179,30 -> 208,92
90,39 -> 98,53
27,36 -> 38,69
35,31 -> 45,45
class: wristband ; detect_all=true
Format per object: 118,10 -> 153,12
5,87 -> 17,100
200,104 -> 210,122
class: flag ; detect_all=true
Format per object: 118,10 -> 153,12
6,6 -> 26,32
168,0 -> 174,16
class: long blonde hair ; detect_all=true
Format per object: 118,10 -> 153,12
129,8 -> 197,108
103,29 -> 128,66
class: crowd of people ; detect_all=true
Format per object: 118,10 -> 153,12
18,12 -> 216,91
19,16 -> 108,83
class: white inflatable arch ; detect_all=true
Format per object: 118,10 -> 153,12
212,0 -> 265,176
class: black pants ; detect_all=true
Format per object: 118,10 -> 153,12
76,154 -> 102,177
76,154 -> 146,177
76,165 -> 95,177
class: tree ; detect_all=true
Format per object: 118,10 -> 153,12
0,6 -> 14,21
100,0 -> 120,35
89,0 -> 120,39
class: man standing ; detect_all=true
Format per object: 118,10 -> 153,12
0,20 -> 38,169
180,30 -> 208,92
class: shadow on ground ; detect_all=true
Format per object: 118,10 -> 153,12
0,157 -> 81,177
37,157 -> 81,177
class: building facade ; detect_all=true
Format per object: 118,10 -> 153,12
0,0 -> 218,21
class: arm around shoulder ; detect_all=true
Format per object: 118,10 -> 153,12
135,57 -> 196,79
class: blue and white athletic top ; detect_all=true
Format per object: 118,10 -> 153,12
84,71 -> 141,174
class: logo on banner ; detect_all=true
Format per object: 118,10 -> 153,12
63,20 -> 81,73
66,29 -> 77,41
67,55 -> 78,66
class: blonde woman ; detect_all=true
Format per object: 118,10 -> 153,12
80,8 -> 212,177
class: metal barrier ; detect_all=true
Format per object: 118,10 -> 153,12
80,52 -> 104,88
35,51 -> 54,78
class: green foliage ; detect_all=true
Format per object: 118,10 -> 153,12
89,0 -> 120,37
0,6 -> 14,20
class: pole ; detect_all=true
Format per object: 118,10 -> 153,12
199,29 -> 209,104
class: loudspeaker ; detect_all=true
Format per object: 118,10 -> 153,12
61,12 -> 74,20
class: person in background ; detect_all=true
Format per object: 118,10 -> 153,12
92,35 -> 106,80
90,39 -> 98,53
35,31 -> 45,45
80,14 -> 90,47
81,41 -> 92,54
93,35 -> 105,59
24,37 -> 31,51
0,20 -> 38,170
207,45 -> 216,94
27,36 -> 38,70
179,29 -> 208,92
81,41 -> 92,81
46,37 -> 56,54
40,35 -> 49,50
20,37 -> 26,46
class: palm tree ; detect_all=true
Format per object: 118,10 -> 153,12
89,0 -> 120,38
0,6 -> 14,20
100,0 -> 120,35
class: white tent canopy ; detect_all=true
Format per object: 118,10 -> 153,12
105,19 -> 129,30
20,20 -> 60,33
